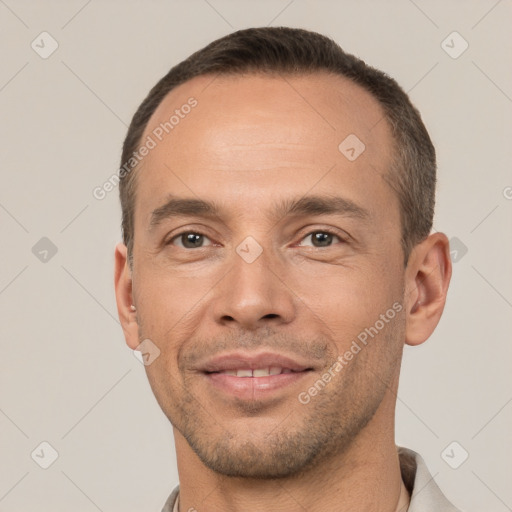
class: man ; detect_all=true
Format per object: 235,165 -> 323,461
114,27 -> 460,511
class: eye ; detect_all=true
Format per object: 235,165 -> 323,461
169,232 -> 213,249
298,230 -> 345,248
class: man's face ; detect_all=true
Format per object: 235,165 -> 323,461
130,72 -> 407,477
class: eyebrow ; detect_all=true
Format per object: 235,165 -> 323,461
149,194 -> 370,230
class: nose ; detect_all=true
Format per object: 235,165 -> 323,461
211,245 -> 296,331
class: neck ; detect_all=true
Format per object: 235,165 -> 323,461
173,388 -> 407,512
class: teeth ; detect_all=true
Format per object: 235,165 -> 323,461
217,367 -> 286,377
253,368 -> 270,377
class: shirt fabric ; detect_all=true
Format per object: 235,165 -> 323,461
161,447 -> 462,512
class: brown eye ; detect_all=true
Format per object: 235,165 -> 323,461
170,232 -> 212,249
299,231 -> 343,248
311,232 -> 334,247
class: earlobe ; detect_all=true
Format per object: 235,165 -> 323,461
404,233 -> 452,347
114,243 -> 140,350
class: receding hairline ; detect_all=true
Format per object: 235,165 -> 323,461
140,69 -> 389,142
132,69 -> 395,198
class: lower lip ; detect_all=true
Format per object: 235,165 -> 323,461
204,371 -> 310,400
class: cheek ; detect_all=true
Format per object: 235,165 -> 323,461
288,260 -> 397,329
137,265 -> 214,328
134,266 -> 224,388
286,261 -> 405,369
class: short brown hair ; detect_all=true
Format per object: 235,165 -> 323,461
119,27 -> 436,265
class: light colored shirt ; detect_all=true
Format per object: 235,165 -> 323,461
161,447 -> 462,511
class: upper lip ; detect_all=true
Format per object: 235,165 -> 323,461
199,351 -> 314,373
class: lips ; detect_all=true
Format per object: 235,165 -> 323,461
215,367 -> 295,377
200,351 -> 313,373
199,351 -> 314,400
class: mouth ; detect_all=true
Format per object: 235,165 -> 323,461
207,366 -> 305,377
199,352 -> 315,400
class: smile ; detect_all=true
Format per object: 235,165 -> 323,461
210,367 -> 299,377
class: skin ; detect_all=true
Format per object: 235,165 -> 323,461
114,72 -> 451,512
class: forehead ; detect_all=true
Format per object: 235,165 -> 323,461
135,72 -> 396,225
142,71 -> 392,155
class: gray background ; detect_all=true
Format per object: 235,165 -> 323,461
1,0 -> 511,510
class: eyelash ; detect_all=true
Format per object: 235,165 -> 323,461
297,229 -> 347,247
166,228 -> 348,248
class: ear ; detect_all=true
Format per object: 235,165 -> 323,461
404,232 -> 452,346
114,242 -> 140,350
